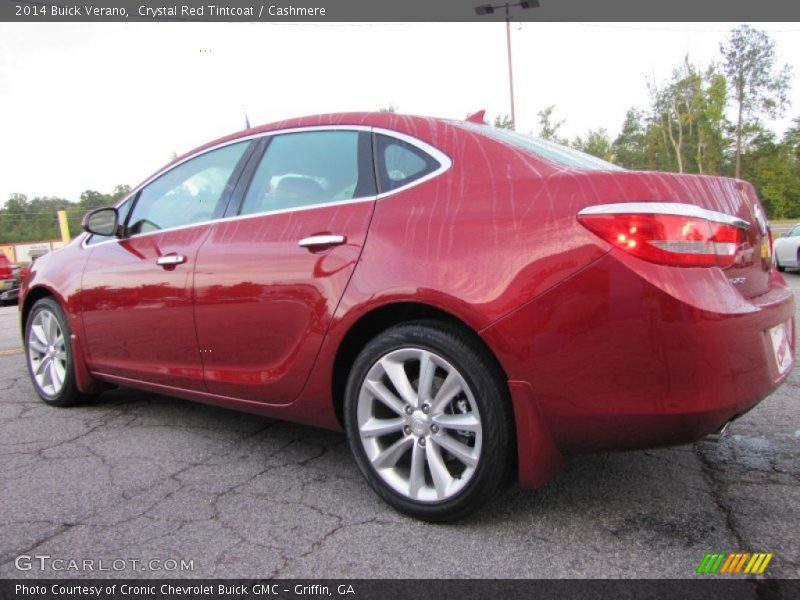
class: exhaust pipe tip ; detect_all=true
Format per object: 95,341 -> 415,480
703,420 -> 732,443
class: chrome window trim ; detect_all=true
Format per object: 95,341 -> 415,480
371,127 -> 453,198
578,202 -> 751,230
82,125 -> 452,249
81,195 -> 379,248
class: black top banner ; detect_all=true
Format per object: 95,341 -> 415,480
3,0 -> 800,22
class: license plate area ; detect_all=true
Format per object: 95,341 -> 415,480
769,320 -> 793,376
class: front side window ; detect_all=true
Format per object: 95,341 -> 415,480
790,226 -> 800,237
375,134 -> 441,193
240,131 -> 374,216
126,141 -> 249,235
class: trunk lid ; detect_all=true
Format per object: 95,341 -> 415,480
585,171 -> 772,298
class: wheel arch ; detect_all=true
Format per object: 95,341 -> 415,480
21,285 -> 59,329
21,285 -> 102,395
330,300 -> 511,430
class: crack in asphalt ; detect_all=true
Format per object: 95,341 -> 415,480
692,443 -> 748,550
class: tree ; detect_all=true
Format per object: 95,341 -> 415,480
784,116 -> 800,161
777,117 -> 800,217
536,105 -> 566,143
573,129 -> 614,161
1,186 -> 130,244
720,25 -> 792,178
696,68 -> 728,175
378,105 -> 397,113
3,193 -> 28,212
739,129 -> 800,218
643,59 -> 730,175
613,109 -> 648,169
493,114 -> 513,129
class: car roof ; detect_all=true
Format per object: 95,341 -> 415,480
173,112 -> 447,166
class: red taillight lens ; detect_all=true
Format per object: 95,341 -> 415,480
578,212 -> 745,268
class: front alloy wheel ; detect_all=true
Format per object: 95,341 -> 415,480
25,297 -> 87,406
345,322 -> 513,521
28,308 -> 68,396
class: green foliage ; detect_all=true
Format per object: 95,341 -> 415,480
720,24 -> 792,178
612,109 -> 649,170
572,129 -> 614,161
537,105 -> 567,144
641,59 -> 730,174
0,186 -> 129,244
784,116 -> 800,161
493,114 -> 513,129
739,127 -> 800,219
378,105 -> 398,113
555,25 -> 796,218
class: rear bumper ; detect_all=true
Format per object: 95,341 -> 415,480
483,252 -> 795,461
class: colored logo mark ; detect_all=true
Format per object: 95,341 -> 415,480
696,552 -> 773,574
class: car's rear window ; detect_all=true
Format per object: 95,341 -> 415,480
454,121 -> 623,171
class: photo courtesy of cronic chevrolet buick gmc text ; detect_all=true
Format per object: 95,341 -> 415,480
20,112 -> 796,521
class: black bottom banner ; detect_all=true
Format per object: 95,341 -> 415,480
1,579 -> 799,600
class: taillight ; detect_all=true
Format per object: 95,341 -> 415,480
577,203 -> 750,268
766,227 -> 774,265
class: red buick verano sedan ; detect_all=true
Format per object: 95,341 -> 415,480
20,112 -> 796,520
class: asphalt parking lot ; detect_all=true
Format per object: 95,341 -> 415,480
0,274 -> 798,580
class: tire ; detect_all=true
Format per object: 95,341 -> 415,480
24,297 -> 89,407
344,321 -> 514,522
775,255 -> 785,272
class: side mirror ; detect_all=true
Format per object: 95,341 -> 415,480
82,207 -> 119,237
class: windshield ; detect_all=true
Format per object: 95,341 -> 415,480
455,121 -> 623,171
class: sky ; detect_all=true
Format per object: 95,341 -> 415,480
1,21 -> 799,204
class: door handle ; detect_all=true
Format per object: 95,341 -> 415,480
156,254 -> 186,267
298,234 -> 346,249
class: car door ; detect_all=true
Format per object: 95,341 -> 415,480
193,128 -> 377,403
80,140 -> 253,390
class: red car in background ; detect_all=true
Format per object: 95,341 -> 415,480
20,112 -> 795,521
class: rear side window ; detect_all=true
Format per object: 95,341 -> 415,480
374,134 -> 441,193
455,121 -> 623,171
239,130 -> 375,216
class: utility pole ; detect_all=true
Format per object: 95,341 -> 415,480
475,1 -> 540,130
56,210 -> 70,243
505,9 -> 516,129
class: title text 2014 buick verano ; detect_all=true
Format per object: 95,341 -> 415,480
21,112 -> 795,521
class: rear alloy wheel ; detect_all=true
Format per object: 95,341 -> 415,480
25,298 -> 87,407
344,322 -> 513,521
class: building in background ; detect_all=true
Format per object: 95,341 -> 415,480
0,240 -> 66,264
